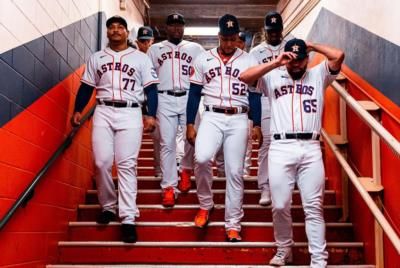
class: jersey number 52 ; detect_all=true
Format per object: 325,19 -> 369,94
232,82 -> 247,96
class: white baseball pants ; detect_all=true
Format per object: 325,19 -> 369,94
268,139 -> 328,267
257,96 -> 271,190
92,105 -> 142,224
194,111 -> 248,231
157,93 -> 189,190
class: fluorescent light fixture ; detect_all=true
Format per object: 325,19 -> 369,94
184,27 -> 219,36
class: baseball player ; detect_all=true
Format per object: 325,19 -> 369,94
186,14 -> 262,242
214,32 -> 250,178
241,38 -> 344,266
136,26 -> 154,53
249,11 -> 287,206
70,15 -> 159,243
147,13 -> 204,207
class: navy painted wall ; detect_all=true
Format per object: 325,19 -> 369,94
308,8 -> 400,106
0,13 -> 102,127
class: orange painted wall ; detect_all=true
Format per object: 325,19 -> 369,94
0,67 -> 94,267
320,52 -> 400,265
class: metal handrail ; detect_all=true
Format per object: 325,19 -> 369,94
322,81 -> 400,253
0,106 -> 96,231
331,81 -> 400,156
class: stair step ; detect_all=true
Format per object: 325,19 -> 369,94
68,221 -> 353,242
109,176 -> 260,190
102,176 -> 331,191
57,241 -> 365,265
77,204 -> 342,222
137,157 -> 260,167
85,189 -> 337,205
135,166 -> 260,176
48,265 -> 375,268
139,149 -> 260,158
140,141 -> 262,150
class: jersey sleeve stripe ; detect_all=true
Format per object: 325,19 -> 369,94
189,79 -> 203,85
143,80 -> 160,87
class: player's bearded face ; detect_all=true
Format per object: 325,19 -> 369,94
287,57 -> 308,80
266,29 -> 282,46
107,23 -> 128,43
219,35 -> 238,55
167,24 -> 184,42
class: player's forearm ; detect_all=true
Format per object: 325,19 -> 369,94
308,42 -> 345,71
186,83 -> 203,125
144,83 -> 158,117
240,60 -> 281,85
248,91 -> 261,127
74,82 -> 95,112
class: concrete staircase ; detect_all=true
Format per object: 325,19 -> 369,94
48,135 -> 373,267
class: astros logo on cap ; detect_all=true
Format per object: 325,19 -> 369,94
271,17 -> 277,23
226,20 -> 234,28
173,14 -> 178,19
291,44 -> 299,52
143,29 -> 148,34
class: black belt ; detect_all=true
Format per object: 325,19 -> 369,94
273,133 -> 320,140
158,90 -> 187,97
205,106 -> 248,115
97,100 -> 140,108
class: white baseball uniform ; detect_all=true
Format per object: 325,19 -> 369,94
147,40 -> 204,191
190,48 -> 258,231
258,60 -> 337,266
249,40 -> 286,190
82,46 -> 159,224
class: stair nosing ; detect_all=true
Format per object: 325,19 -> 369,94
68,221 -> 352,227
78,204 -> 341,209
58,241 -> 363,247
86,189 -> 336,194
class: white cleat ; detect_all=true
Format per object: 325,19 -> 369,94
259,189 -> 272,206
269,247 -> 293,266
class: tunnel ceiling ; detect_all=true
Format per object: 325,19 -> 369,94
147,0 -> 279,48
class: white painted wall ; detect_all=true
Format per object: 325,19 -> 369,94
289,0 -> 400,46
0,0 -> 144,53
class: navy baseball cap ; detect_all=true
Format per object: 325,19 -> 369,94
106,15 -> 128,29
166,13 -> 185,25
284,38 -> 308,60
264,11 -> 283,31
238,32 -> 246,42
218,14 -> 240,36
137,26 -> 154,40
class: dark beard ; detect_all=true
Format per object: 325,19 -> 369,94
288,69 -> 306,80
169,38 -> 182,45
268,39 -> 281,46
218,47 -> 236,56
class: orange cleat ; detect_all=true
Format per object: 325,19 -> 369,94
226,229 -> 242,242
194,208 -> 211,228
162,186 -> 176,207
178,169 -> 192,193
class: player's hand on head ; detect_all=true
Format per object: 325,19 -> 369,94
70,112 -> 82,127
277,52 -> 296,66
143,116 -> 156,133
252,126 -> 263,149
186,124 -> 197,146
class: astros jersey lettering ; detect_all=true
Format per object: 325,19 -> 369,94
81,46 -> 158,103
258,60 -> 337,134
147,40 -> 204,91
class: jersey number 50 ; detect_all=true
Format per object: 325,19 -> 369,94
232,83 -> 247,96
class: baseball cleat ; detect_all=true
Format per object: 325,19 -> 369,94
269,247 -> 293,266
259,189 -> 272,206
194,208 -> 211,228
162,186 -> 176,207
96,210 -> 116,224
121,224 -> 137,243
178,168 -> 192,193
226,229 -> 242,242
